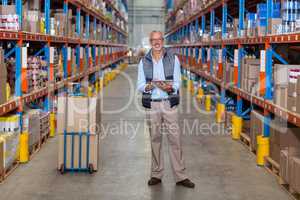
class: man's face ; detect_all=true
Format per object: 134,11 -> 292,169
150,32 -> 164,51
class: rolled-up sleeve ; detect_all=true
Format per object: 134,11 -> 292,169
172,55 -> 181,92
137,60 -> 147,93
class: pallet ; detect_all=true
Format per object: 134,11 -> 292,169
40,132 -> 50,147
29,141 -> 41,160
278,177 -> 300,200
0,160 -> 19,183
264,156 -> 280,178
239,132 -> 253,152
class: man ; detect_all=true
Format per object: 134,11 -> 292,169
137,31 -> 195,188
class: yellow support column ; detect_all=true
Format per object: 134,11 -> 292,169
216,103 -> 225,123
99,78 -> 103,90
256,135 -> 269,166
196,87 -> 204,102
231,115 -> 242,140
104,74 -> 108,86
49,113 -> 56,137
88,86 -> 93,97
205,95 -> 211,112
19,133 -> 29,163
187,80 -> 194,94
95,80 -> 99,93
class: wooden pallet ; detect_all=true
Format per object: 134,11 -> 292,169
29,142 -> 41,160
278,177 -> 300,200
40,132 -> 50,146
0,160 -> 19,183
239,132 -> 252,152
264,156 -> 280,178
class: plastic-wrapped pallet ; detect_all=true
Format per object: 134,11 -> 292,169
250,110 -> 264,151
40,111 -> 50,139
0,132 -> 19,174
0,115 -> 20,133
22,110 -> 41,150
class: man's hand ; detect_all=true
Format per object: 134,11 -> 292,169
155,81 -> 174,93
145,83 -> 154,92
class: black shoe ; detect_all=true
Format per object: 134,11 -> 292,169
176,179 -> 195,188
148,177 -> 162,186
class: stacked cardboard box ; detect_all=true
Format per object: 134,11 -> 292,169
245,13 -> 256,38
28,57 -> 48,91
23,10 -> 40,33
23,110 -> 41,151
288,68 -> 300,112
274,64 -> 300,110
241,58 -> 260,94
0,132 -> 19,175
250,110 -> 264,151
53,10 -> 66,36
22,109 -> 50,150
242,119 -> 251,137
297,76 -> 300,114
279,126 -> 300,187
0,5 -> 19,31
0,48 -> 7,105
268,18 -> 282,35
57,95 -> 101,171
270,119 -> 290,163
40,111 -> 50,139
290,157 -> 300,193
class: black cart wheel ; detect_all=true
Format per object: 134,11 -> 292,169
88,164 -> 94,174
59,164 -> 65,174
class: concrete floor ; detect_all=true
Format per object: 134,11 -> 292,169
0,65 -> 292,200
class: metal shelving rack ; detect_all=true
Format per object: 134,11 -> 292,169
0,0 -> 128,140
165,0 -> 300,133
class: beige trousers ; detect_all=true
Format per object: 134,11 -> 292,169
146,101 -> 187,182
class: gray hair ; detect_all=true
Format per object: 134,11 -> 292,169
149,31 -> 164,40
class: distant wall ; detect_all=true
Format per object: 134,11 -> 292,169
128,0 -> 165,48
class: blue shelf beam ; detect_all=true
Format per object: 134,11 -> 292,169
222,3 -> 227,38
238,0 -> 245,37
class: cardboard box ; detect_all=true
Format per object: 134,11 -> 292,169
250,110 -> 264,151
270,142 -> 281,163
257,25 -> 266,36
297,76 -> 300,95
27,10 -> 40,33
57,96 -> 101,135
0,5 -> 16,15
297,95 -> 300,114
290,157 -> 300,193
288,82 -> 297,97
268,18 -> 282,34
28,0 -> 40,10
0,5 -> 19,30
0,48 -> 7,104
274,86 -> 288,109
287,96 -> 297,112
23,110 -> 40,150
280,149 -> 289,183
0,133 -> 19,173
58,134 -> 99,171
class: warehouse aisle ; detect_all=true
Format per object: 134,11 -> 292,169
0,65 -> 292,200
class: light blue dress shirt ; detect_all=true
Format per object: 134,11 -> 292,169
137,53 -> 181,100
